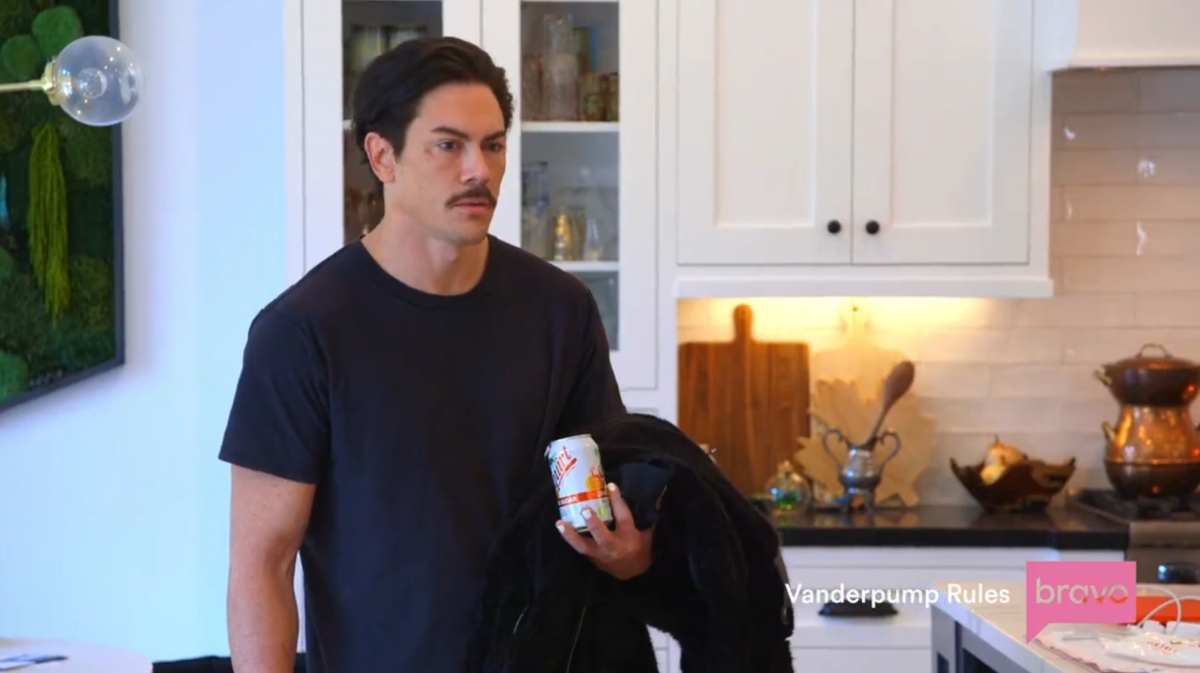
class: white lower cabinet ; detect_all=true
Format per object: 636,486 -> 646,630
649,546 -> 1124,672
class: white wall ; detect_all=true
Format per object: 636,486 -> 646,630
0,0 -> 292,662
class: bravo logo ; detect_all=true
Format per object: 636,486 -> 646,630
1025,561 -> 1137,642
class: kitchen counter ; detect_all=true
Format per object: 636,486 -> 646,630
930,580 -> 1200,673
770,505 -> 1128,550
931,580 -> 1091,673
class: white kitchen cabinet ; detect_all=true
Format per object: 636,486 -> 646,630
668,0 -> 1056,298
295,0 -> 658,392
300,0 -> 482,270
481,0 -> 659,391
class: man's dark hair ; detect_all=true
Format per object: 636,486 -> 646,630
350,37 -> 514,166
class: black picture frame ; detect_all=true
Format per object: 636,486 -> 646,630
0,0 -> 126,415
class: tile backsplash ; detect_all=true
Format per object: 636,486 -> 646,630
677,69 -> 1200,506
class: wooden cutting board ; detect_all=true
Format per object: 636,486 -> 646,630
678,304 -> 810,495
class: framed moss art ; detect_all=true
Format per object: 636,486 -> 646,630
0,0 -> 125,413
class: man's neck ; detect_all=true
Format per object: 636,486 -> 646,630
361,219 -> 489,296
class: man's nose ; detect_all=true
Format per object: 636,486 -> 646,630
461,145 -> 491,185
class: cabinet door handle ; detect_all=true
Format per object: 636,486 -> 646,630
865,220 -> 881,235
826,220 -> 842,234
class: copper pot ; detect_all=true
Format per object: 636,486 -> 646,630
1097,344 -> 1200,498
1094,343 -> 1200,407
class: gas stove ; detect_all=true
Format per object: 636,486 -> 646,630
1068,488 -> 1200,583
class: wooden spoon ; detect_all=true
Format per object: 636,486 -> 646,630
863,360 -> 916,448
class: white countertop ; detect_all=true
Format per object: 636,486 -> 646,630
931,581 -> 1200,673
933,581 -> 1095,673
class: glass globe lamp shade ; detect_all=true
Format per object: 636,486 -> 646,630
45,35 -> 143,126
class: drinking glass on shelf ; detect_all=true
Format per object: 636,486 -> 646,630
522,54 -> 544,121
583,219 -> 605,261
552,204 -> 581,261
542,14 -> 579,121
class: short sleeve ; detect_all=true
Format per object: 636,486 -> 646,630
555,290 -> 626,438
218,308 -> 330,484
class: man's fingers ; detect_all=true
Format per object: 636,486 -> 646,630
608,483 -> 635,529
556,519 -> 595,555
581,506 -> 617,550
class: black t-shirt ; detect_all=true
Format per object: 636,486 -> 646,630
217,235 -> 626,673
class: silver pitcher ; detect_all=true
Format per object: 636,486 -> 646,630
822,428 -> 902,513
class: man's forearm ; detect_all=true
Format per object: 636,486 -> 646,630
228,561 -> 300,673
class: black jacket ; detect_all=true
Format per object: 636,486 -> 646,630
467,413 -> 795,673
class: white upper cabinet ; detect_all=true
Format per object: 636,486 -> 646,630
670,0 -> 1054,298
851,0 -> 1035,266
482,0 -> 659,390
296,0 -> 657,391
675,0 -> 854,266
300,0 -> 483,271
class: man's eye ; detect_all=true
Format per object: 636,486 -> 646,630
438,140 -> 460,151
488,142 -> 506,152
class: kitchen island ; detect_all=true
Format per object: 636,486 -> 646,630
763,507 -> 1127,673
931,580 -> 1093,672
931,580 -> 1200,673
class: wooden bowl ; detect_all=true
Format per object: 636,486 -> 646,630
949,457 -> 1077,513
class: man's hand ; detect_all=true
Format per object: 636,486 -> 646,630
557,482 -> 655,580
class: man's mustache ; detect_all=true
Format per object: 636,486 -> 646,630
447,185 -> 496,207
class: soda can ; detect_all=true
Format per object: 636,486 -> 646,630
546,433 -> 613,531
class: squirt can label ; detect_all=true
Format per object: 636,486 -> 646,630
546,433 -> 613,531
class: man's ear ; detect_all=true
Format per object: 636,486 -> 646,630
364,132 -> 397,184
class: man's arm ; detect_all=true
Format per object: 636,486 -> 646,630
555,290 -> 626,437
218,308 -> 331,673
228,467 -> 313,673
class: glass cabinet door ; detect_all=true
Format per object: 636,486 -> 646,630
483,0 -> 658,390
301,0 -> 482,270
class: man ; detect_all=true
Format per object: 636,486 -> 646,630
219,37 -> 651,673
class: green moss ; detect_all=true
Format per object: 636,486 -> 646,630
3,142 -> 33,231
0,269 -> 51,362
57,119 -> 111,187
0,350 -> 30,399
64,254 -> 111,332
0,34 -> 43,81
0,247 -> 13,281
66,184 -> 112,259
18,89 -> 61,128
31,6 -> 83,58
0,0 -> 36,39
0,255 -> 115,389
57,0 -> 107,37
0,96 -> 28,152
27,123 -> 70,324
0,0 -> 121,405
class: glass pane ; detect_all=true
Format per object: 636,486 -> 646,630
519,1 -> 621,349
576,272 -> 619,350
342,1 -> 445,245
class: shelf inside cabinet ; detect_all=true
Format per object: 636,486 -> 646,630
517,0 -> 622,352
523,121 -> 618,133
575,271 -> 619,350
552,261 -> 619,273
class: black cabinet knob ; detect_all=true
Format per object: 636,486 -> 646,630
826,220 -> 841,234
865,220 -> 880,235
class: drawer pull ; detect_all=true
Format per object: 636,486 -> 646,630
818,600 -> 897,618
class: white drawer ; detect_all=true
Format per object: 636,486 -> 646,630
791,647 -> 929,672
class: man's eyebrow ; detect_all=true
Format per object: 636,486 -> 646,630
430,126 -> 508,142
